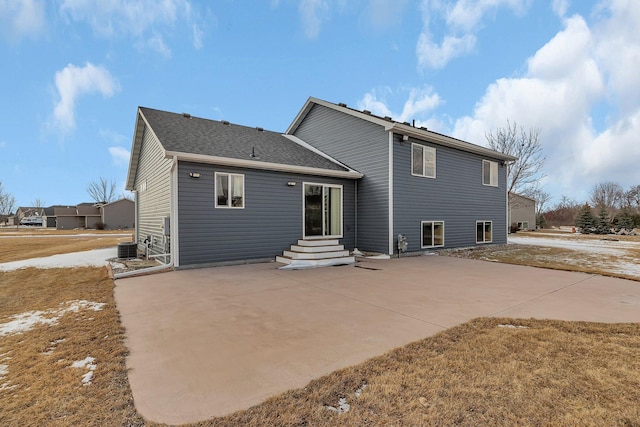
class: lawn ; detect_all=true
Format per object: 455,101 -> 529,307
1,231 -> 639,426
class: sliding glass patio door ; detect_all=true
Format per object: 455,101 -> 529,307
304,183 -> 342,238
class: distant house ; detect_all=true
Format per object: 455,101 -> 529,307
0,214 -> 14,226
508,192 -> 536,231
40,200 -> 134,230
101,198 -> 134,229
15,207 -> 44,226
126,98 -> 516,269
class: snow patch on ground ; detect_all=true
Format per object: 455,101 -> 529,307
0,300 -> 106,336
509,235 -> 640,279
71,356 -> 97,385
325,383 -> 367,414
0,247 -> 116,271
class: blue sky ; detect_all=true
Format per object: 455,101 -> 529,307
1,0 -> 639,209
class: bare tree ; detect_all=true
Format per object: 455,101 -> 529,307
486,120 -> 546,196
622,184 -> 640,210
589,181 -> 623,216
87,177 -> 117,204
523,187 -> 551,216
31,198 -> 46,208
0,181 -> 16,215
120,191 -> 134,201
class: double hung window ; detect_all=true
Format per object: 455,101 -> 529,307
412,143 -> 436,178
215,172 -> 244,208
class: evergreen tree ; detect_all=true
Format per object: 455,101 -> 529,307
536,212 -> 547,229
616,209 -> 634,232
575,203 -> 595,234
595,205 -> 611,234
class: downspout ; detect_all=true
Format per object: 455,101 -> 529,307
170,156 -> 179,267
354,180 -> 358,249
388,131 -> 394,256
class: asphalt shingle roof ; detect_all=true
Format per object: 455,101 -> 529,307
139,107 -> 348,172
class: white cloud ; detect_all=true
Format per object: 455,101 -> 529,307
108,146 -> 130,167
416,0 -> 530,69
0,0 -> 46,42
58,0 -> 205,54
416,33 -> 476,69
552,0 -> 570,17
299,0 -> 329,39
450,4 -> 640,202
52,63 -> 120,132
357,86 -> 441,125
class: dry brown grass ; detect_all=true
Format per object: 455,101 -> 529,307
0,232 -> 132,263
0,267 -> 144,427
189,318 -> 640,427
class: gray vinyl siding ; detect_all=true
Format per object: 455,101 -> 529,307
133,126 -> 172,258
292,104 -> 390,253
177,161 -> 356,267
393,135 -> 508,253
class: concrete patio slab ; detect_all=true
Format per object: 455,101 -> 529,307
115,255 -> 640,425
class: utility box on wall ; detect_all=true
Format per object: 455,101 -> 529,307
162,216 -> 170,236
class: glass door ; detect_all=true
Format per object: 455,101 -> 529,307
304,183 -> 342,238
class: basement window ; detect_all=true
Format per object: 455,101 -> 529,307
215,172 -> 244,208
476,220 -> 492,243
422,221 -> 444,248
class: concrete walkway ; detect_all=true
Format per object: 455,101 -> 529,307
115,256 -> 640,425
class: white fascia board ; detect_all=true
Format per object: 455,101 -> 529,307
164,151 -> 363,180
125,110 -> 146,190
387,123 -> 518,162
286,96 -> 392,134
282,134 -> 362,176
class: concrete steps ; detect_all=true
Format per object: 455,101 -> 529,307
276,239 -> 355,269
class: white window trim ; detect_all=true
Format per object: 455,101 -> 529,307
476,220 -> 493,243
215,172 -> 245,209
302,182 -> 344,239
421,220 -> 445,248
482,160 -> 498,187
411,143 -> 436,179
517,221 -> 529,230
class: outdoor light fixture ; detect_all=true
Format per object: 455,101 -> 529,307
287,181 -> 296,186
189,172 -> 201,179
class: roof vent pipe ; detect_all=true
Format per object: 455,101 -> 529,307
412,119 -> 415,127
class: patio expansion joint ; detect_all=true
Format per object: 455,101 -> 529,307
308,283 -> 448,330
490,273 -> 598,317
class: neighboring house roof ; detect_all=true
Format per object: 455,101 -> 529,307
53,206 -> 79,216
103,198 -> 133,207
508,192 -> 536,203
287,97 -> 518,162
127,107 -> 362,190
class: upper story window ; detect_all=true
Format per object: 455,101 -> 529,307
482,160 -> 498,187
215,172 -> 244,208
412,143 -> 436,178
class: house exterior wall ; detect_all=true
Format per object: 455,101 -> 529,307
177,161 -> 356,267
393,135 -> 509,253
133,126 -> 173,257
509,194 -> 536,231
102,199 -> 135,229
57,216 -> 82,230
291,104 -> 390,254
